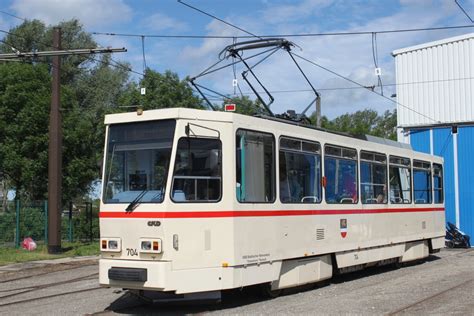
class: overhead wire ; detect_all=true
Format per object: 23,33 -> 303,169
177,0 -> 262,39
454,0 -> 474,23
290,52 -> 438,123
0,27 -> 145,77
141,35 -> 147,74
0,10 -> 26,21
90,24 -> 474,39
371,32 -> 384,95
173,1 -> 442,123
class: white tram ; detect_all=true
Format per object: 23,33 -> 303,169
99,108 -> 445,297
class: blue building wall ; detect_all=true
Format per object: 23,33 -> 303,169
410,129 -> 430,154
432,128 -> 455,227
410,125 -> 474,240
457,127 -> 474,237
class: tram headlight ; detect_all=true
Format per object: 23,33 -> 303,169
108,240 -> 118,250
100,238 -> 121,252
141,241 -> 152,251
139,238 -> 162,254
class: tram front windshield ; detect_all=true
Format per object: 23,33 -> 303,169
103,120 -> 176,204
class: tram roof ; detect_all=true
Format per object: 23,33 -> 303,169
105,108 -> 441,161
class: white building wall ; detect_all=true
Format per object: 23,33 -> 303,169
393,33 -> 474,136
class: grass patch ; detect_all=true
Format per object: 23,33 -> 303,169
0,241 -> 99,266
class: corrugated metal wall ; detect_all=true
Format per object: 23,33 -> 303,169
432,128 -> 455,227
410,129 -> 430,154
410,126 -> 474,240
457,126 -> 474,237
396,34 -> 474,243
394,34 -> 474,128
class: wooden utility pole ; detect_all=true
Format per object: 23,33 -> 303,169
48,27 -> 62,253
0,31 -> 126,253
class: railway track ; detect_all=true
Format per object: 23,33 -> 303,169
387,278 -> 474,315
0,260 -> 98,284
0,286 -> 103,308
0,272 -> 98,299
0,271 -> 100,308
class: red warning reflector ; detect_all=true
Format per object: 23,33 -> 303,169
225,104 -> 236,112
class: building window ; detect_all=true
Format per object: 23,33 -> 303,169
171,138 -> 222,202
360,151 -> 387,204
433,163 -> 443,204
324,145 -> 358,204
279,137 -> 321,203
236,129 -> 275,203
413,160 -> 432,204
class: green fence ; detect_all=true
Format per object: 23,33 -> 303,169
0,201 -> 99,248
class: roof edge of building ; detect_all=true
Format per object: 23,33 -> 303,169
392,32 -> 474,56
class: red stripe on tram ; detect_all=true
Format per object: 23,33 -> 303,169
99,207 -> 445,219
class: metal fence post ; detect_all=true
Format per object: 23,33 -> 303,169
44,200 -> 48,245
15,200 -> 20,248
88,202 -> 92,242
68,201 -> 73,242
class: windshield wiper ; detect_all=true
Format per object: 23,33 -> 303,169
125,189 -> 148,212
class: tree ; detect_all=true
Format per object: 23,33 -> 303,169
310,108 -> 397,140
0,63 -> 52,200
0,19 -> 97,84
0,19 -> 135,203
119,69 -> 202,110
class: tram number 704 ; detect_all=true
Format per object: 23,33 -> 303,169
126,248 -> 138,256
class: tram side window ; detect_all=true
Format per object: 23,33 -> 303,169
324,145 -> 358,204
433,163 -> 443,204
236,130 -> 275,203
360,152 -> 387,204
389,156 -> 412,204
171,138 -> 222,202
279,137 -> 321,203
413,160 -> 432,204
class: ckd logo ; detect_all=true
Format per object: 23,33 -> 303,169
147,221 -> 161,227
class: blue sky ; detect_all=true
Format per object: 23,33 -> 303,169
0,0 -> 473,118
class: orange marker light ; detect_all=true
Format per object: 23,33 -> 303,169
101,240 -> 107,249
153,241 -> 159,251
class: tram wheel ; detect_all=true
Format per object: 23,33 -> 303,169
260,283 -> 282,298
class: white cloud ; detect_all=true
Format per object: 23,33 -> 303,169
10,0 -> 132,28
261,0 -> 334,24
144,12 -> 188,32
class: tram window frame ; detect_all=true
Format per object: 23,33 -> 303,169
103,119 -> 176,204
279,136 -> 322,204
324,144 -> 358,204
433,163 -> 444,204
388,156 -> 412,204
413,159 -> 432,204
236,129 -> 276,203
171,137 -> 223,203
360,151 -> 388,204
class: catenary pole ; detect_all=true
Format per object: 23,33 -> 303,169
48,27 -> 62,253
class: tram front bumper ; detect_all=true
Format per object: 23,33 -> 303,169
99,258 -> 230,294
100,259 -> 171,291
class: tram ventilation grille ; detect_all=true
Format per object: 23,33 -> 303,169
316,228 -> 325,240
